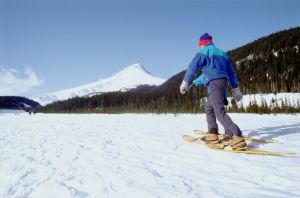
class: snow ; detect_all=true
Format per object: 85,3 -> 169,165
272,49 -> 278,57
0,113 -> 300,198
228,93 -> 300,109
235,54 -> 255,65
194,93 -> 300,109
32,64 -> 166,106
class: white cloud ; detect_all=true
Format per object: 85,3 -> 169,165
0,67 -> 45,96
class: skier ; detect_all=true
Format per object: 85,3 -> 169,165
180,33 -> 246,150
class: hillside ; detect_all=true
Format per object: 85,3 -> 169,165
0,96 -> 41,111
41,27 -> 300,113
229,27 -> 300,93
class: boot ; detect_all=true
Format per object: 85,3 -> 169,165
205,128 -> 219,144
205,133 -> 219,144
219,131 -> 231,146
230,135 -> 247,150
203,133 -> 224,149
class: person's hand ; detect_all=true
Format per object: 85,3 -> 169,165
232,87 -> 243,102
180,81 -> 189,95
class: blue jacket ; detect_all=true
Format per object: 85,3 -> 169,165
183,43 -> 239,88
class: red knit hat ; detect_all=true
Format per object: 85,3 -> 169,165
199,33 -> 212,47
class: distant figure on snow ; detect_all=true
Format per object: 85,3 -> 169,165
180,33 -> 246,150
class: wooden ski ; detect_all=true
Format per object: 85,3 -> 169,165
193,129 -> 279,143
183,135 -> 295,157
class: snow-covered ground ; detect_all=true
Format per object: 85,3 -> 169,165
0,113 -> 300,198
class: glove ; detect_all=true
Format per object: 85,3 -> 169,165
232,87 -> 243,102
180,81 -> 189,95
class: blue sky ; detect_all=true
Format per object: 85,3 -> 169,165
0,0 -> 299,96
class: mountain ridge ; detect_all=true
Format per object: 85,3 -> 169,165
0,96 -> 41,111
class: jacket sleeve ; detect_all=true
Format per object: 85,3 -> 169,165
226,59 -> 239,89
183,53 -> 206,83
192,75 -> 205,87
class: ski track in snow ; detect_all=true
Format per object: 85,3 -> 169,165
0,113 -> 300,198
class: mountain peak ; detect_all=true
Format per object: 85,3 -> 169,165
32,63 -> 165,105
109,63 -> 163,84
127,63 -> 144,70
117,63 -> 149,75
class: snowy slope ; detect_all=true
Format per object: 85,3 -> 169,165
32,64 -> 165,105
0,113 -> 299,198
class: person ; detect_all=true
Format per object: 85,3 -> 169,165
180,33 -> 246,150
192,74 -> 229,106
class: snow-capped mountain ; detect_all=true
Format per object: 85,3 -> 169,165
32,63 -> 165,105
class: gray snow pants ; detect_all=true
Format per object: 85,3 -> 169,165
205,79 -> 242,136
